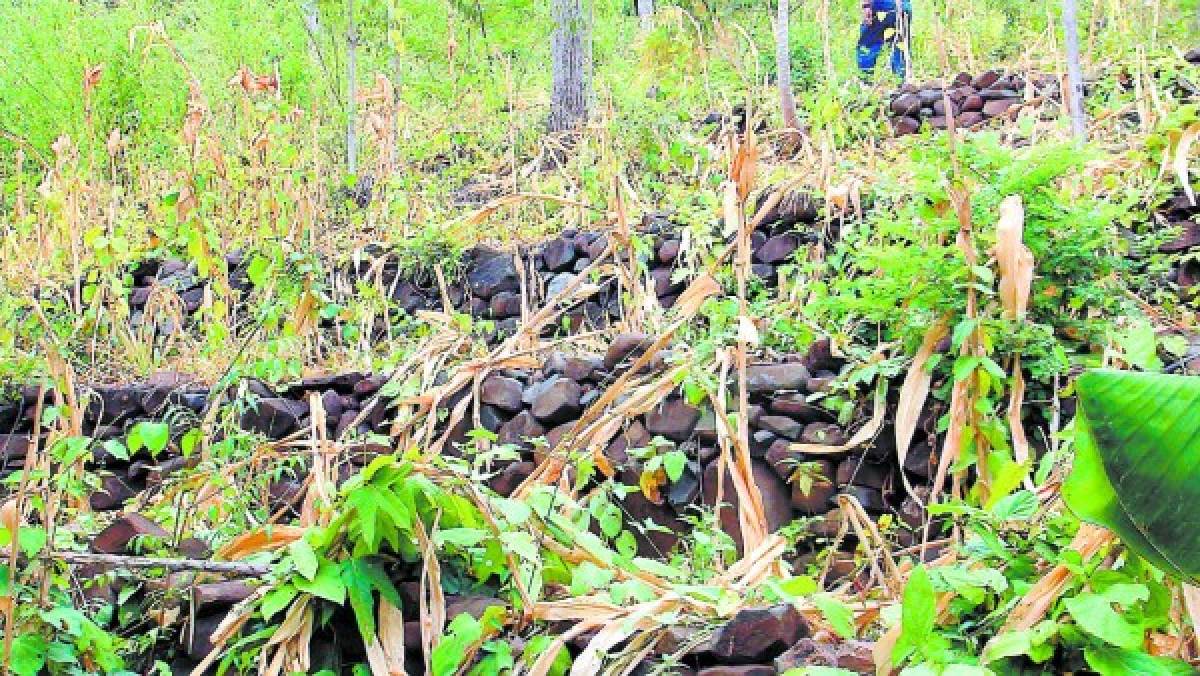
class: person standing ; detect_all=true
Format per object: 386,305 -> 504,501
857,0 -> 912,80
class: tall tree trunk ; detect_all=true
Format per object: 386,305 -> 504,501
637,0 -> 654,31
549,0 -> 591,133
775,0 -> 800,130
1062,0 -> 1086,146
346,0 -> 359,174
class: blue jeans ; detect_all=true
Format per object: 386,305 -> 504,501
857,9 -> 911,79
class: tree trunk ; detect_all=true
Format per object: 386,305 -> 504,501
637,0 -> 654,31
549,0 -> 590,133
775,0 -> 800,130
1062,0 -> 1086,145
346,0 -> 359,174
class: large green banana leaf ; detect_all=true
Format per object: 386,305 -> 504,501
1062,369 -> 1200,583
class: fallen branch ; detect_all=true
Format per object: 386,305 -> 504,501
9,549 -> 271,576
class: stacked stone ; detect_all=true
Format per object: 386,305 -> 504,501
104,190 -> 826,345
888,70 -> 1059,136
1159,193 -> 1200,296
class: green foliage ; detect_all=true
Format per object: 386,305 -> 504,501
1064,369 -> 1200,583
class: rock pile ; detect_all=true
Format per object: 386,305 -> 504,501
888,70 -> 1060,136
1159,193 -> 1200,296
103,193 -> 827,344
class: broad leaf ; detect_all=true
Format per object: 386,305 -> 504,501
1063,370 -> 1200,582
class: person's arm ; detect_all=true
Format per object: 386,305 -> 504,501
862,0 -> 874,24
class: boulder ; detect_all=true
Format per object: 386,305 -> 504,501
971,70 -> 1001,90
240,397 -> 308,438
488,461 -> 535,497
889,93 -> 921,116
800,423 -> 846,446
892,116 -> 920,136
497,410 -> 546,447
542,237 -> 577,272
644,398 -> 702,442
93,513 -> 170,554
481,376 -> 524,413
755,234 -> 799,265
90,474 -> 136,511
0,434 -> 32,463
194,581 -> 255,611
756,415 -> 804,441
709,603 -> 810,662
489,291 -> 522,319
467,248 -> 519,299
982,99 -> 1020,117
775,638 -> 875,674
745,363 -> 810,393
604,332 -> 653,370
530,379 -> 582,424
545,352 -> 599,381
697,668 -> 774,676
701,459 -> 793,553
658,239 -> 681,263
1159,222 -> 1200,253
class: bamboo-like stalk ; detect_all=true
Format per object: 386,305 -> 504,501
1062,0 -> 1087,145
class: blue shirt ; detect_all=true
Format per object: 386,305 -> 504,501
871,0 -> 912,11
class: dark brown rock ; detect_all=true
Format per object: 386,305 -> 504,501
775,638 -> 875,673
498,410 -> 546,447
958,111 -> 985,128
836,456 -> 891,490
542,237 -> 577,272
701,459 -> 793,553
1159,222 -> 1200,253
545,352 -> 599,381
467,248 -> 519,299
971,70 -> 1001,90
755,234 -> 799,264
90,474 -> 136,511
240,397 -> 308,438
619,489 -> 685,557
446,595 -> 507,621
890,93 -> 921,116
530,379 -> 582,424
489,461 -> 535,497
489,291 -> 522,319
745,363 -> 810,393
658,239 -> 681,263
0,434 -> 32,463
768,394 -> 832,423
757,415 -> 804,441
604,332 -> 653,370
962,94 -> 984,111
92,513 -> 170,554
709,603 -> 810,662
892,116 -> 920,136
801,422 -> 846,446
651,267 -> 684,297
982,99 -> 1020,117
839,485 -> 887,512
644,398 -> 702,442
697,668 -> 774,676
792,460 -> 837,514
194,581 -> 255,611
481,376 -> 524,413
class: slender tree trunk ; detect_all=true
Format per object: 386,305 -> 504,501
775,0 -> 800,130
637,0 -> 654,31
549,0 -> 591,132
1062,0 -> 1086,146
346,0 -> 359,174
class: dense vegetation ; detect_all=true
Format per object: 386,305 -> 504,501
1,0 -> 1199,674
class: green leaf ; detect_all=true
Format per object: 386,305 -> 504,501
1114,319 -> 1162,371
569,561 -> 615,596
131,421 -> 170,455
432,613 -> 483,676
812,594 -> 855,639
523,635 -> 572,676
990,490 -> 1037,520
437,528 -> 487,548
343,558 -> 400,644
1084,645 -> 1195,675
1063,370 -> 1200,581
294,559 -> 346,604
261,583 -> 298,621
1063,584 -> 1149,650
897,564 -> 935,657
11,634 -> 47,676
102,439 -> 129,462
289,539 -> 319,581
662,451 -> 687,482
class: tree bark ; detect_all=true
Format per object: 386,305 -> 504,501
549,0 -> 591,133
637,0 -> 654,31
1062,0 -> 1086,145
346,0 -> 359,174
775,0 -> 800,130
